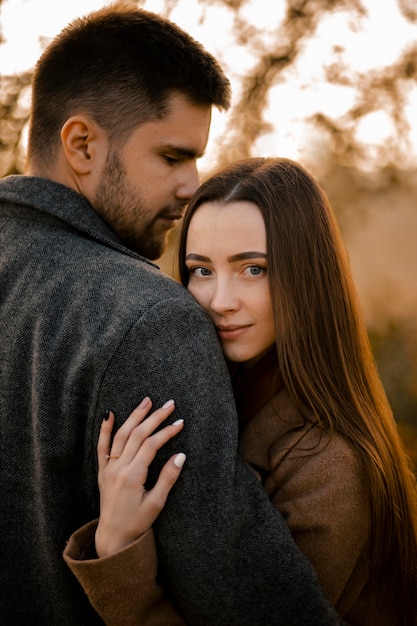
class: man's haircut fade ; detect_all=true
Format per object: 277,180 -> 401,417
28,5 -> 231,168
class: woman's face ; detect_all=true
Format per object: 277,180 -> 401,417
185,200 -> 276,366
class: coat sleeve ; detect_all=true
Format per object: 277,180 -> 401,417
86,296 -> 342,626
63,521 -> 185,626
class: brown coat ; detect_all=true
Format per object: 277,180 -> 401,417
64,522 -> 183,626
239,389 -> 379,625
64,385 -> 391,625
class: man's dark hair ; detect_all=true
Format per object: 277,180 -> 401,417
28,5 -> 231,168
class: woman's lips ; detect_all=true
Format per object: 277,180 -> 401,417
215,325 -> 250,340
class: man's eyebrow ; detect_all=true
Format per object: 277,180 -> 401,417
162,144 -> 204,159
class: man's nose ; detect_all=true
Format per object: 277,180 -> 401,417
175,162 -> 200,200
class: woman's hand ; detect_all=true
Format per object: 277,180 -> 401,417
95,396 -> 185,558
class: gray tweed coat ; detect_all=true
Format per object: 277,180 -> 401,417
0,175 -> 340,625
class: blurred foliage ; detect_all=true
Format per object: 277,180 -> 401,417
370,323 -> 417,416
369,320 -> 417,469
0,71 -> 31,174
1,0 -> 416,458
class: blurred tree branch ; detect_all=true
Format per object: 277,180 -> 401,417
2,0 -> 417,175
310,43 -> 417,168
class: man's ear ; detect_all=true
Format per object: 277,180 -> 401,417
60,115 -> 104,174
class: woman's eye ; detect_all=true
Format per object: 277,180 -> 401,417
189,266 -> 212,277
244,265 -> 266,277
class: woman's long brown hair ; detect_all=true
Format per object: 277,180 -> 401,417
178,157 -> 417,624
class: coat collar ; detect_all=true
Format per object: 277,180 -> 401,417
229,346 -> 283,431
0,175 -> 158,268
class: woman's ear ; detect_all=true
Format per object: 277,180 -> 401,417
60,115 -> 104,174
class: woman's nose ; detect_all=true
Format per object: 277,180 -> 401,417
209,279 -> 240,313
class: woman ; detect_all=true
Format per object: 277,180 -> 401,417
64,158 -> 417,625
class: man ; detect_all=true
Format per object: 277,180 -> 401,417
0,7 -> 340,625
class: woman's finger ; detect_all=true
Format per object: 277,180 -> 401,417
110,399 -> 177,464
97,410 -> 115,472
97,397 -> 153,470
108,396 -> 153,453
140,452 -> 187,522
128,418 -> 185,469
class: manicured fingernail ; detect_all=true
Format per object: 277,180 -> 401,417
174,452 -> 186,468
162,399 -> 175,409
139,396 -> 151,408
103,410 -> 111,421
173,419 -> 184,426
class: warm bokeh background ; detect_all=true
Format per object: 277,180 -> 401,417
1,0 -> 416,469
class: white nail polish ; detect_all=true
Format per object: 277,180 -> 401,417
174,452 -> 186,468
172,418 -> 184,426
162,399 -> 175,409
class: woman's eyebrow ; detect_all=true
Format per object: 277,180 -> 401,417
186,252 -> 267,263
185,253 -> 211,262
227,252 -> 267,262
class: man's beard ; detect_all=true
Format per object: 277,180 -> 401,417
94,150 -> 169,260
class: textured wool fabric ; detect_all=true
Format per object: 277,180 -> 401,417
0,175 -> 341,625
